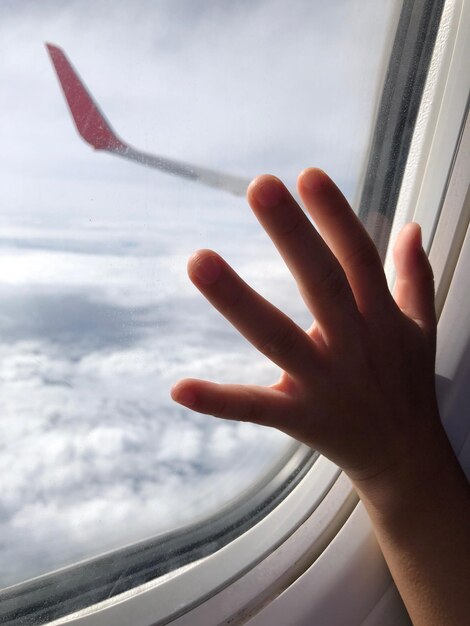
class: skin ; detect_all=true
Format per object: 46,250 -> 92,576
171,169 -> 470,625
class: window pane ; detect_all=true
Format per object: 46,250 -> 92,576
0,0 -> 397,588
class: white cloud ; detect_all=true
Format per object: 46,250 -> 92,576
0,0 -> 397,590
0,335 -> 287,585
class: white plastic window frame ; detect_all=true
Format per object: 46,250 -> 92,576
48,0 -> 469,624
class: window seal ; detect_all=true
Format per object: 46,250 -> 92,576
357,0 -> 446,260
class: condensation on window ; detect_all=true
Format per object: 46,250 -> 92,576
0,0 -> 397,587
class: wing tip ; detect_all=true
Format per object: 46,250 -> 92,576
45,42 -> 126,152
45,42 -> 62,60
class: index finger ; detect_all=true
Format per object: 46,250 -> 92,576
297,168 -> 395,317
247,175 -> 361,346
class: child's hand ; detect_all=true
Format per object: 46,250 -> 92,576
173,168 -> 470,626
171,169 -> 446,486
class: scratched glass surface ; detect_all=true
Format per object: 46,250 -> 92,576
0,0 -> 397,586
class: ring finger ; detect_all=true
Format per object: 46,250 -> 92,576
187,249 -> 320,380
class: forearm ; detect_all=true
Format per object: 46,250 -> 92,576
353,432 -> 470,626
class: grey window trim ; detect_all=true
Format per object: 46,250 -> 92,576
358,0 -> 445,259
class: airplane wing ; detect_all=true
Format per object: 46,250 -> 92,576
46,43 -> 251,196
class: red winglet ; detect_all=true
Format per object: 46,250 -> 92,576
46,43 -> 126,152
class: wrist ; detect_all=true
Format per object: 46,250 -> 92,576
351,424 -> 470,626
349,423 -> 461,519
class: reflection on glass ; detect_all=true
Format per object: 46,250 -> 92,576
0,0 -> 396,587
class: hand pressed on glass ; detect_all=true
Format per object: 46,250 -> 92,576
171,168 -> 441,484
171,169 -> 470,626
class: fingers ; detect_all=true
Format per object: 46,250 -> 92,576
188,250 -> 319,379
297,168 -> 394,317
247,175 -> 360,344
171,379 -> 293,430
393,223 -> 436,341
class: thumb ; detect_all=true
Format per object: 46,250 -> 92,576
393,223 -> 436,342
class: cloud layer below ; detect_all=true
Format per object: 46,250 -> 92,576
0,0 -> 396,588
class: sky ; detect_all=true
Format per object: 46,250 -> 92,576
0,0 -> 397,589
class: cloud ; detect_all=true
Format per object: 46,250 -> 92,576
0,0 -> 397,589
0,224 -> 291,586
0,328 -> 286,585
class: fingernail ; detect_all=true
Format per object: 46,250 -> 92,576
415,223 -> 423,249
173,388 -> 196,407
301,168 -> 327,193
192,255 -> 222,285
255,179 -> 284,208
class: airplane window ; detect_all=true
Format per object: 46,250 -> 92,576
0,0 -> 401,617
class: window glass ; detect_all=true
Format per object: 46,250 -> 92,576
0,0 -> 397,587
